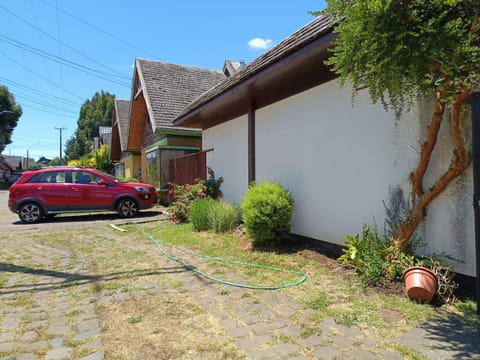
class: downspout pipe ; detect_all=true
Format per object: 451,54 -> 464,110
469,89 -> 480,315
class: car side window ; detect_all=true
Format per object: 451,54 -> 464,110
28,171 -> 66,183
73,171 -> 101,184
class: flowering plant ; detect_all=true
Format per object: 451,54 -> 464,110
167,181 -> 206,223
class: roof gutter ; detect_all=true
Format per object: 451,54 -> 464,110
174,32 -> 336,128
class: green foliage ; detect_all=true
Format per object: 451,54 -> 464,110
65,91 -> 115,160
241,182 -> 294,245
204,167 -> 224,199
323,0 -> 480,109
0,85 -> 22,153
339,225 -> 391,285
189,198 -> 239,233
189,198 -> 214,231
208,200 -> 240,233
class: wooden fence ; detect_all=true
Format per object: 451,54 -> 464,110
168,148 -> 213,185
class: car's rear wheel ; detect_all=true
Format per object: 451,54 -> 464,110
117,198 -> 139,218
18,202 -> 43,224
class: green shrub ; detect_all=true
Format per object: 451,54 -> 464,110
208,200 -> 240,233
241,182 -> 294,245
189,198 -> 214,231
339,225 -> 391,285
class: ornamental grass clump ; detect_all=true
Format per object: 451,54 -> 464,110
241,182 -> 294,245
208,200 -> 240,233
188,198 -> 214,231
189,198 -> 239,233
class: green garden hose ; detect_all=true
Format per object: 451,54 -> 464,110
116,223 -> 307,290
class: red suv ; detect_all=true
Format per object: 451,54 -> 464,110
8,167 -> 157,224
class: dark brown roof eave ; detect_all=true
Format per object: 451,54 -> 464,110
174,32 -> 337,130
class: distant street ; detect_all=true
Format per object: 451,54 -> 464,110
0,189 -> 165,232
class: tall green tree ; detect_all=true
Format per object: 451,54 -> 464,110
0,85 -> 22,153
65,91 -> 115,160
322,1 -> 480,250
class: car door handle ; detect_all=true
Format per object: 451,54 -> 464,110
71,187 -> 80,192
36,186 -> 43,190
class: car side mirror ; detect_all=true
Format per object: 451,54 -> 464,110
97,179 -> 106,186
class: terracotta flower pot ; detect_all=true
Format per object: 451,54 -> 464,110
403,266 -> 437,303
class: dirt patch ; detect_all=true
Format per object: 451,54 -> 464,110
97,293 -> 241,360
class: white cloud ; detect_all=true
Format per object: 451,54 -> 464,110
248,38 -> 273,50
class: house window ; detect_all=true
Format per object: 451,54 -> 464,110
146,149 -> 160,189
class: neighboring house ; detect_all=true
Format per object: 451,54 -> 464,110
0,155 -> 14,180
92,126 -> 112,152
125,58 -> 225,196
36,156 -> 51,165
174,15 -> 476,279
111,99 -> 139,180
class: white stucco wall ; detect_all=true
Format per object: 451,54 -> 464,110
255,80 -> 399,246
203,115 -> 248,205
203,79 -> 475,276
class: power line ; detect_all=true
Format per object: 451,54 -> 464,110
0,76 -> 81,106
0,35 -> 131,86
0,49 -> 86,101
0,4 -> 129,79
40,0 -> 158,59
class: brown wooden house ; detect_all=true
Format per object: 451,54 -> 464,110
124,58 -> 225,195
110,99 -> 138,180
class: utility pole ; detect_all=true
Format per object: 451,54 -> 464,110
54,127 -> 67,163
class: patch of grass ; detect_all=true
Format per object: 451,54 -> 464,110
7,293 -> 35,307
128,315 -> 142,324
302,289 -> 331,311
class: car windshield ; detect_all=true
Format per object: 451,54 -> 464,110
96,171 -> 124,183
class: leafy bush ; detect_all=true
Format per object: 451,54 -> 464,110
339,225 -> 391,285
167,182 -> 206,223
208,200 -> 240,233
241,182 -> 294,245
189,198 -> 214,231
204,167 -> 224,199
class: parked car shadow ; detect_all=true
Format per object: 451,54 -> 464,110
10,209 -> 166,226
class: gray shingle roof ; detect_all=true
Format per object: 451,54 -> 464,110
176,15 -> 334,120
114,99 -> 130,151
136,59 -> 226,129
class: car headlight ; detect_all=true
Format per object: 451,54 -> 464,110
134,186 -> 150,193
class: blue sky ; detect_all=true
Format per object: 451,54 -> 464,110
0,0 -> 326,160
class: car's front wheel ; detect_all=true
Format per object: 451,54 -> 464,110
18,202 -> 44,224
117,198 -> 139,218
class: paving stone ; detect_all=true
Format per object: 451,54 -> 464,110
252,322 -> 272,335
20,330 -> 38,341
46,325 -> 71,335
347,348 -> 378,360
271,342 -> 302,357
280,324 -> 302,337
49,337 -> 64,347
296,335 -> 325,348
15,353 -> 38,360
313,345 -> 343,360
75,327 -> 101,341
331,334 -> 354,348
45,346 -> 73,360
377,350 -> 405,360
0,332 -> 14,342
0,341 -> 15,352
79,349 -> 105,360
226,326 -> 250,338
3,320 -> 19,329
20,340 -> 48,352
77,319 -> 100,333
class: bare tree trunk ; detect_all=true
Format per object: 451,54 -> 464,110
396,87 -> 472,251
